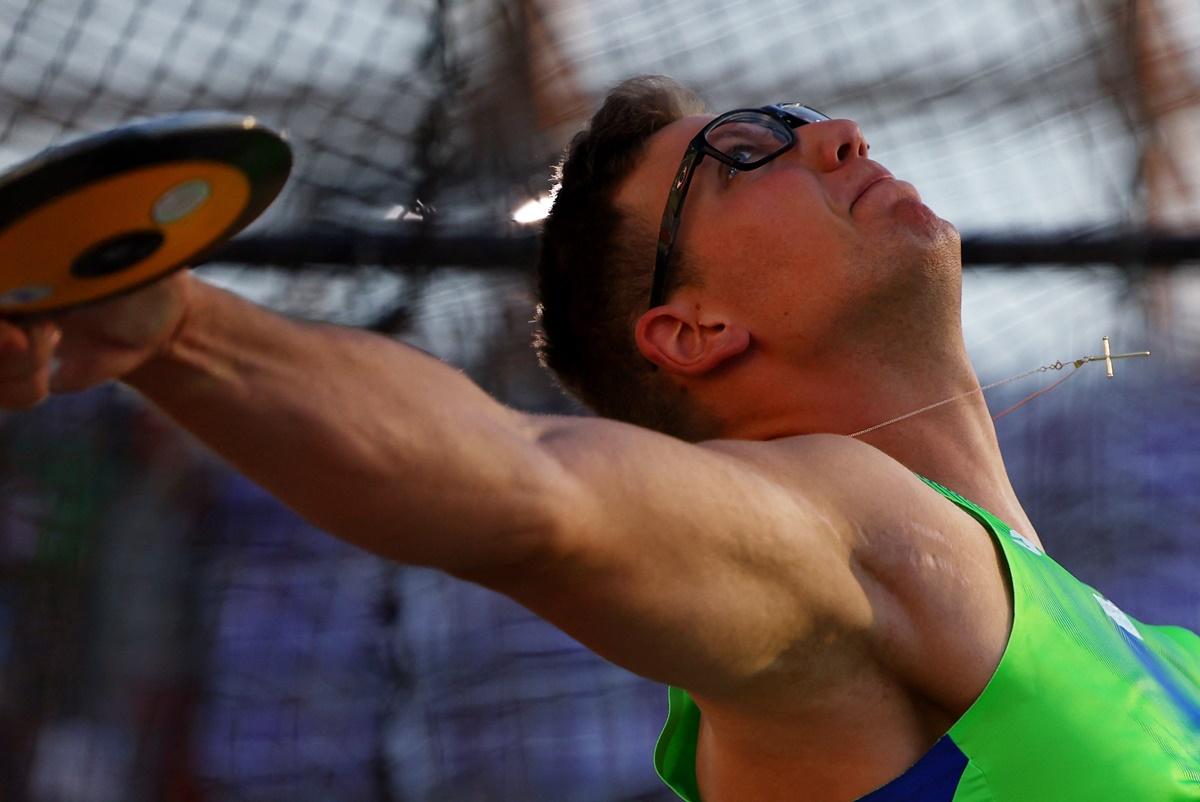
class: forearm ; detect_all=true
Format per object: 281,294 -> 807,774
125,276 -> 562,573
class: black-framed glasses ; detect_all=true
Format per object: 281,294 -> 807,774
649,103 -> 830,309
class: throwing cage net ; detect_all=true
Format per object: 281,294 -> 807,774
1,0 -> 1199,800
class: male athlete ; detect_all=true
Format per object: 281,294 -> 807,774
2,76 -> 1199,800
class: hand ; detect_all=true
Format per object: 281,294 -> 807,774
0,271 -> 190,409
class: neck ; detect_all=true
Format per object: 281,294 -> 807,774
716,346 -> 1036,535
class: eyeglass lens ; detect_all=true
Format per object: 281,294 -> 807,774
704,112 -> 792,165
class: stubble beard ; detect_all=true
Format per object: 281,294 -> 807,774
838,214 -> 965,370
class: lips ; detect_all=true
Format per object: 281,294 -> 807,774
849,169 -> 896,212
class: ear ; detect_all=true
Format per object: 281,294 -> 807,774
635,304 -> 750,377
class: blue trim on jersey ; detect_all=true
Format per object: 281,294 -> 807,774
1120,629 -> 1200,729
857,735 -> 968,802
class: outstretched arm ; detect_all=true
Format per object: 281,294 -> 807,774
122,275 -> 569,576
1,273 -> 883,698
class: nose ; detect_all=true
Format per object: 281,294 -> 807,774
800,119 -> 869,171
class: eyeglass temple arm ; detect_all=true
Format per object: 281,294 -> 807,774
650,149 -> 703,308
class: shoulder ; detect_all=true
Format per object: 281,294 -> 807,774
709,434 -> 1011,705
704,433 -> 954,533
509,420 -> 995,700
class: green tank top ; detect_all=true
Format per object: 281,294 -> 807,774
654,477 -> 1200,801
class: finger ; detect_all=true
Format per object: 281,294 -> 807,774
29,320 -> 62,367
0,321 -> 60,409
0,320 -> 58,374
0,317 -> 31,354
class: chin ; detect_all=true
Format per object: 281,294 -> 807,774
892,201 -> 960,276
895,194 -> 957,239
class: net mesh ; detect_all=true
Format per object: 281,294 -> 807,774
1,0 -> 1199,800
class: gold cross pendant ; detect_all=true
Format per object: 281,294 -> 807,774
1072,336 -> 1151,377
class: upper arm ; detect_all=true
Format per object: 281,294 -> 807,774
471,416 -> 891,700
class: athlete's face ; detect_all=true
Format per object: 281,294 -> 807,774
617,110 -> 961,362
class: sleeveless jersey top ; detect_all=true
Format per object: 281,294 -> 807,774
654,478 -> 1200,801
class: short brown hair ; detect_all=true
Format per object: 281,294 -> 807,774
535,76 -> 716,439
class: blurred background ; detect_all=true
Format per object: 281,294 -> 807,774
1,0 -> 1199,799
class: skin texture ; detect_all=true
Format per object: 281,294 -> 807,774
0,113 -> 1039,801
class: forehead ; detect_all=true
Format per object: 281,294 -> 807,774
613,113 -> 715,226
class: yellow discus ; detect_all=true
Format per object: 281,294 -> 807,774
0,112 -> 291,315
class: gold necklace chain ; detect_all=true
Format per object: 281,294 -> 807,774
848,337 -> 1151,439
